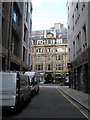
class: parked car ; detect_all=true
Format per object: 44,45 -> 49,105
40,79 -> 45,84
64,76 -> 69,86
0,71 -> 31,111
24,71 -> 40,96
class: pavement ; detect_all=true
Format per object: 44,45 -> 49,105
58,86 -> 90,112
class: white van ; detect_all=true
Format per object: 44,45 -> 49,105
0,72 -> 31,111
24,72 -> 40,96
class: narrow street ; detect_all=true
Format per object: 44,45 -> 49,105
2,85 -> 86,119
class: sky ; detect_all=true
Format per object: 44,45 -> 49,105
32,0 -> 67,31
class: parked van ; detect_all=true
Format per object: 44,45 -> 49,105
24,71 -> 40,96
0,72 -> 31,111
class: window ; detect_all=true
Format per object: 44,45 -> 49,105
37,48 -> 43,53
23,47 -> 25,62
62,65 -> 63,70
69,48 -> 70,61
38,41 -> 41,45
83,25 -> 86,41
3,2 -> 6,8
13,5 -> 19,26
48,56 -> 51,61
72,14 -> 74,30
38,65 -> 40,70
13,12 -> 17,22
48,65 -> 51,70
25,2 -> 28,22
58,64 -> 61,70
24,25 -> 27,41
38,40 -> 43,45
57,39 -> 63,44
60,39 -> 63,44
41,65 -> 43,70
56,55 -> 57,60
48,39 -> 51,44
37,55 -> 40,61
36,65 -> 37,70
28,54 -> 30,65
41,49 -> 43,53
77,32 -> 81,52
32,48 -> 34,53
47,48 -> 51,52
58,55 -> 60,60
83,3 -> 85,8
56,65 -> 57,70
82,25 -> 87,49
62,55 -> 63,60
73,41 -> 75,57
31,40 -> 33,45
39,48 -> 41,52
57,48 -> 63,52
76,3 -> 78,9
41,56 -> 43,62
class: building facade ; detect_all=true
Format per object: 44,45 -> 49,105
0,1 -> 33,71
31,23 -> 68,84
67,1 -> 90,93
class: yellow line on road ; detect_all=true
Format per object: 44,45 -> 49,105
56,87 -> 90,120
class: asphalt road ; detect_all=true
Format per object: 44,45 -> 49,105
2,86 -> 86,119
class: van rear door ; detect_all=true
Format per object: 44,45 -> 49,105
0,72 -> 16,107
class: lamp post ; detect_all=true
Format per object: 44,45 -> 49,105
53,67 -> 56,84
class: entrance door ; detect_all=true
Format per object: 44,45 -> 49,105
46,74 -> 53,83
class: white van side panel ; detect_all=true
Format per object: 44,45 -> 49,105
0,73 -> 16,107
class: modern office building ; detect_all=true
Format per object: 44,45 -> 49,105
0,1 -> 33,71
31,23 -> 68,84
67,1 -> 90,93
0,1 -> 1,41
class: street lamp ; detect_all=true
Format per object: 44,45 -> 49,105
53,67 -> 56,84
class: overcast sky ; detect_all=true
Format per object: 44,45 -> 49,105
32,0 -> 67,31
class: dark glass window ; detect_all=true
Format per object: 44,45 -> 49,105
58,55 -> 60,60
38,65 -> 40,70
58,64 -> 61,70
48,65 -> 50,70
13,12 -> 17,22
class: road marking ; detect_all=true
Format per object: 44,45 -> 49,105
56,87 -> 90,120
40,85 -> 58,88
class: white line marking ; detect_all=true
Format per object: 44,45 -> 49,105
56,88 -> 90,120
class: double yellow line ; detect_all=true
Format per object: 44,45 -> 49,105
56,87 -> 90,120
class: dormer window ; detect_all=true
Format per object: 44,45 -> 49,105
48,39 -> 51,44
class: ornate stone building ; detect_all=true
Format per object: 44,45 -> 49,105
0,1 -> 33,71
31,23 -> 68,83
